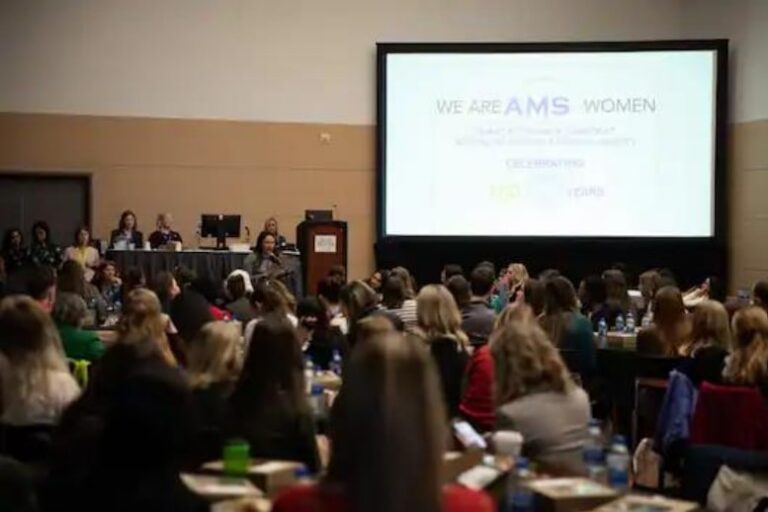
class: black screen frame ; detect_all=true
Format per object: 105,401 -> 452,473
376,40 -> 729,246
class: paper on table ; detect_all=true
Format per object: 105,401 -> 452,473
252,461 -> 301,474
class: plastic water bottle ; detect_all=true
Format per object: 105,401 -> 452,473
330,349 -> 342,376
614,314 -> 625,333
294,464 -> 314,483
606,435 -> 631,491
506,457 -> 534,512
304,356 -> 315,394
625,311 -> 636,333
582,420 -> 607,484
641,310 -> 653,329
597,318 -> 608,348
309,383 -> 325,418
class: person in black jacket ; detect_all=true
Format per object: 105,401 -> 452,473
1,228 -> 29,274
43,339 -> 207,512
413,284 -> 470,418
225,314 -> 320,473
109,210 -> 144,249
29,221 -> 62,268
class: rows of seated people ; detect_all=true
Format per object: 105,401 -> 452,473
1,255 -> 768,511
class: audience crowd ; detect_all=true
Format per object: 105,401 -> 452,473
2,218 -> 768,511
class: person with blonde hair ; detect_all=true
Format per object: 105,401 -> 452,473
491,316 -> 590,473
118,288 -> 178,366
676,300 -> 731,384
186,321 -> 242,389
148,213 -> 183,249
0,296 -> 80,425
273,333 -> 494,512
682,300 -> 731,356
415,284 -> 469,417
723,306 -> 768,387
492,262 -> 529,313
458,302 -> 534,433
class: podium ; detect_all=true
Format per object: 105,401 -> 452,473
296,220 -> 348,295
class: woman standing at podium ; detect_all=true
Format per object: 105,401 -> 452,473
243,231 -> 283,281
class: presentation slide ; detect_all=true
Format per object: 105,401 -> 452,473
383,50 -> 717,237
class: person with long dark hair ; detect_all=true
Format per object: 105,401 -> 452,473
243,230 -> 284,281
637,286 -> 691,356
297,296 -> 344,370
49,360 -> 206,512
578,274 -> 609,330
340,280 -> 395,348
92,261 -> 122,309
58,260 -> 107,325
272,333 -> 494,512
539,276 -> 595,377
29,220 -> 62,267
121,266 -> 146,304
1,228 -> 28,273
225,314 -> 320,472
110,210 -> 144,249
151,271 -> 181,314
42,339 -> 182,512
602,269 -> 634,326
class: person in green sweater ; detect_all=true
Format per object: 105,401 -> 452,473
539,275 -> 596,380
53,292 -> 105,361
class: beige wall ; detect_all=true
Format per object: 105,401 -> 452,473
0,113 -> 375,279
1,0 -> 767,286
682,0 -> 768,289
683,0 -> 768,122
0,0 -> 685,124
730,119 -> 768,290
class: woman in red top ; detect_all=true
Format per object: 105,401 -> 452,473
459,344 -> 495,432
273,332 -> 494,512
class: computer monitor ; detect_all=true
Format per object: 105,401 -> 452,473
201,214 -> 241,249
304,209 -> 333,221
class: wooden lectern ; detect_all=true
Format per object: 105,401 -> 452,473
296,220 -> 348,295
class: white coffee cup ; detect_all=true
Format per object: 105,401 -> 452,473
492,431 -> 524,457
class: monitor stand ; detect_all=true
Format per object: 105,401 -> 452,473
214,233 -> 228,251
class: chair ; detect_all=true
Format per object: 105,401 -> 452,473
681,444 -> 768,505
596,351 -> 682,445
632,377 -> 669,450
0,423 -> 55,465
690,382 -> 768,451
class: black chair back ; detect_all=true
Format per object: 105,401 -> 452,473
0,423 -> 55,465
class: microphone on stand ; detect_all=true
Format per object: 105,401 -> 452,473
268,252 -> 281,265
244,225 -> 251,243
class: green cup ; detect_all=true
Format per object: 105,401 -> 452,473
223,438 -> 250,477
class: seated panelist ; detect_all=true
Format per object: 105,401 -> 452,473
109,210 -> 144,249
148,213 -> 183,249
